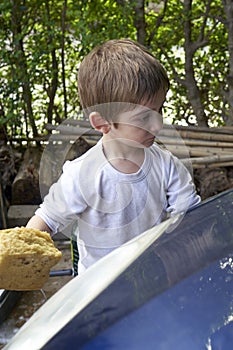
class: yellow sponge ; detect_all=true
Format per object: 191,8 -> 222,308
0,227 -> 62,290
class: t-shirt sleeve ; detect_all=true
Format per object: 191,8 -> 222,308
35,160 -> 87,234
165,155 -> 201,215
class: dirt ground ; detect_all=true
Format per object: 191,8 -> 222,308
0,239 -> 73,349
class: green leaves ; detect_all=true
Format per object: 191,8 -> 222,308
0,0 -> 232,140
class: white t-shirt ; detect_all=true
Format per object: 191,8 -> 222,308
36,142 -> 200,273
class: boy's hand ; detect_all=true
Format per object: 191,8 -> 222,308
26,215 -> 52,234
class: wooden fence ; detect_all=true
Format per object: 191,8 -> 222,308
45,120 -> 233,169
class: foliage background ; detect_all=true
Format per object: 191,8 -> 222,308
0,0 -> 233,141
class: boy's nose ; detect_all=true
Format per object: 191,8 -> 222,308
149,115 -> 163,135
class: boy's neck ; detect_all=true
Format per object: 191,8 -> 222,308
102,137 -> 145,174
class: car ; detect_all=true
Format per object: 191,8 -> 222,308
0,290 -> 22,325
3,188 -> 233,349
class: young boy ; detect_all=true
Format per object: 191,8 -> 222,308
27,39 -> 200,274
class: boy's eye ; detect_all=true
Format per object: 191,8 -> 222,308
142,113 -> 150,121
133,113 -> 149,124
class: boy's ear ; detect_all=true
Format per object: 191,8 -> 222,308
89,112 -> 111,134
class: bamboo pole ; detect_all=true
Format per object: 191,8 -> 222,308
191,161 -> 233,169
46,124 -> 233,148
160,128 -> 233,142
46,122 -> 233,143
61,119 -> 91,128
58,118 -> 233,136
45,123 -> 100,136
164,124 -> 233,135
158,136 -> 233,148
164,145 -> 233,156
185,154 -> 233,165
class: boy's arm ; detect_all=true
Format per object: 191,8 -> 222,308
26,215 -> 52,234
166,156 -> 201,215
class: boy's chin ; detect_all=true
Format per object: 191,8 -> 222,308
125,139 -> 155,148
142,137 -> 156,148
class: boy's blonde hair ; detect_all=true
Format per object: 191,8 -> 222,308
78,39 -> 169,120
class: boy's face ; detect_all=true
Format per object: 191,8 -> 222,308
109,90 -> 166,148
